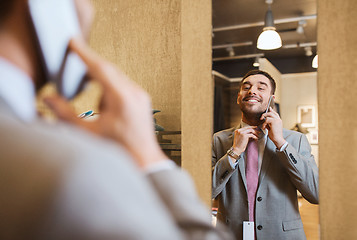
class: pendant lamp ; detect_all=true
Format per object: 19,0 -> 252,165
312,55 -> 318,68
257,5 -> 282,50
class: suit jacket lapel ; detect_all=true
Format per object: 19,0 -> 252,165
238,154 -> 247,192
233,124 -> 248,192
258,137 -> 275,186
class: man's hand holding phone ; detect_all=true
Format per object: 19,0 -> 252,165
260,104 -> 286,149
44,38 -> 167,170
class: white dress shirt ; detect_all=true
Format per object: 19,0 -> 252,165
0,58 -> 36,122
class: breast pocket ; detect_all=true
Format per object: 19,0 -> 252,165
282,219 -> 303,231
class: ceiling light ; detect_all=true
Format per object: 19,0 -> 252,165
312,54 -> 318,68
226,46 -> 235,57
257,1 -> 282,50
296,25 -> 304,34
257,28 -> 282,50
253,57 -> 260,67
304,46 -> 313,56
296,20 -> 306,34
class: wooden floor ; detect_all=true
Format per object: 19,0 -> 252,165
299,197 -> 320,240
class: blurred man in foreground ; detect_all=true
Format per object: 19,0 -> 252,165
0,0 -> 233,239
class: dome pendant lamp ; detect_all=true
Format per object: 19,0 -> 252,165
257,2 -> 282,50
312,54 -> 318,68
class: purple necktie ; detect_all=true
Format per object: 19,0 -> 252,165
246,139 -> 259,222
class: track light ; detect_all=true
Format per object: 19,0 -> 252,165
253,57 -> 260,67
226,46 -> 235,57
305,46 -> 313,57
296,20 -> 306,34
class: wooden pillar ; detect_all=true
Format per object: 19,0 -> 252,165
89,0 -> 212,205
318,0 -> 357,239
181,0 -> 212,206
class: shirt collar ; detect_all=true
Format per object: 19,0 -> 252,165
0,58 -> 36,122
239,120 -> 268,138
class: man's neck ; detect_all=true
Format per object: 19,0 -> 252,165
242,115 -> 263,127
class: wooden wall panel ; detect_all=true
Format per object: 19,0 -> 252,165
90,0 -> 182,131
318,0 -> 357,239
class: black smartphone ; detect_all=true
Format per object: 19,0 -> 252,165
28,0 -> 88,99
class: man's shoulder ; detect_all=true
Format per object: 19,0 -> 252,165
282,128 -> 311,147
213,127 -> 236,139
0,112 -> 131,169
283,128 -> 304,139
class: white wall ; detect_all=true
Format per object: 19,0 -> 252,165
280,72 -> 318,165
280,72 -> 318,130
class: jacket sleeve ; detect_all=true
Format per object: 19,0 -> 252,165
276,133 -> 319,204
148,168 -> 235,240
211,134 -> 240,199
37,141 -> 234,240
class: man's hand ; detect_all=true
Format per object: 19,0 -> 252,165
260,107 -> 286,149
232,126 -> 260,161
44,38 -> 167,170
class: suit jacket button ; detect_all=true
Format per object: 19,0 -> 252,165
257,197 -> 262,202
257,225 -> 263,230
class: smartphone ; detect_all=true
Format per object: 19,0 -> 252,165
28,0 -> 88,99
259,96 -> 275,130
265,95 -> 275,114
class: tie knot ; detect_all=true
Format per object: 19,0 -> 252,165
256,127 -> 265,139
248,138 -> 258,147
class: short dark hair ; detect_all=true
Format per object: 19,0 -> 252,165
0,1 -> 16,24
241,70 -> 276,94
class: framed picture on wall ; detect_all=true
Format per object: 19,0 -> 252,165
310,129 -> 318,144
306,128 -> 319,145
297,105 -> 316,128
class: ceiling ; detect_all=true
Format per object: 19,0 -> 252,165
212,0 -> 317,78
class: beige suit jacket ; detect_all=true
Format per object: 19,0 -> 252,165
212,127 -> 319,240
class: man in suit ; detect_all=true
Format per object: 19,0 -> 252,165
212,70 -> 319,240
0,0 -> 234,239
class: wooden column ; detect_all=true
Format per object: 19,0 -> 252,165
318,0 -> 357,239
181,0 -> 212,206
89,0 -> 212,205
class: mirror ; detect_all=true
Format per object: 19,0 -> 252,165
212,0 -> 319,239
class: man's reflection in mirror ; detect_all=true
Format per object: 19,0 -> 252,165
212,70 -> 319,240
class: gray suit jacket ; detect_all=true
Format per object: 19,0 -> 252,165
0,100 -> 234,240
212,127 -> 319,240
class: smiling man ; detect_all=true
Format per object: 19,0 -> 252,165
212,70 -> 319,240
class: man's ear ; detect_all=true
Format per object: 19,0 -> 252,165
237,93 -> 241,105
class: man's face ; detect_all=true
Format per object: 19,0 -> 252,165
237,74 -> 274,118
